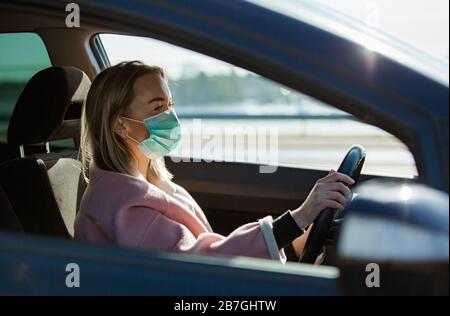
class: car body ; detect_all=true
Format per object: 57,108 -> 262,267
0,0 -> 448,295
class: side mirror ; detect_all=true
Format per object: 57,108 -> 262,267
337,180 -> 449,295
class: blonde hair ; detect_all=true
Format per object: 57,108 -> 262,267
80,60 -> 173,182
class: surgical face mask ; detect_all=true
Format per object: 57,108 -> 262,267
122,108 -> 181,159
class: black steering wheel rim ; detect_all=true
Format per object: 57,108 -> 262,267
299,145 -> 366,264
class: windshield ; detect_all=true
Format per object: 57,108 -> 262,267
247,0 -> 449,86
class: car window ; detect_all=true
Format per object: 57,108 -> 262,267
99,34 -> 417,177
0,32 -> 73,148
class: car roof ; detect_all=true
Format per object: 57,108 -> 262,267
248,0 -> 449,87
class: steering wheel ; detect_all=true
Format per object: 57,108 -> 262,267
299,145 -> 366,264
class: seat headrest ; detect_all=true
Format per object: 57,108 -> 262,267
7,66 -> 91,146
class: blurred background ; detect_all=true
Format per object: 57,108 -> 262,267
1,0 -> 448,177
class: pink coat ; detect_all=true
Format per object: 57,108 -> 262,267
74,164 -> 285,262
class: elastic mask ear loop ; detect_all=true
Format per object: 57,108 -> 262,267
126,134 -> 141,144
122,116 -> 145,123
121,116 -> 144,144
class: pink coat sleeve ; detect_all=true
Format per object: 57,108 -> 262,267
114,206 -> 286,262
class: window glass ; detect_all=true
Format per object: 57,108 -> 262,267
0,33 -> 75,148
100,34 -> 417,177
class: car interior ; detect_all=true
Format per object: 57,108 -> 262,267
0,66 -> 90,238
0,4 -> 416,266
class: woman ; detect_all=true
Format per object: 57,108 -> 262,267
74,61 -> 354,263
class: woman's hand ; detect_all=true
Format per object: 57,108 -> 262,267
291,170 -> 354,230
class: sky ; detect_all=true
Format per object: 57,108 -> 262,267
101,0 -> 449,80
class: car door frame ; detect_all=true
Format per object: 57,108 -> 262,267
0,232 -> 339,295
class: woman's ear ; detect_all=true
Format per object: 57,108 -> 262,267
114,118 -> 128,140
